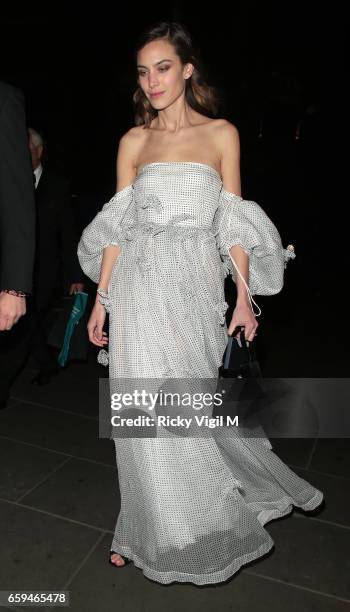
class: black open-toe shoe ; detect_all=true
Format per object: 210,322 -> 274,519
109,550 -> 131,567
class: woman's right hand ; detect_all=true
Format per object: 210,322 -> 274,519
87,299 -> 109,347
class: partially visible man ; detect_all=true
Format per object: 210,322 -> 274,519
0,81 -> 35,331
0,81 -> 36,409
28,127 -> 85,384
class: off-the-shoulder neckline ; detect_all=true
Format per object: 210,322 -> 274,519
114,161 -> 242,199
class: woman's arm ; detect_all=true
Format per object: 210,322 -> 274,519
96,130 -> 138,294
97,245 -> 122,293
217,121 -> 258,341
87,130 -> 138,346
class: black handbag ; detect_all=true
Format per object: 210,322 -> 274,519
219,326 -> 262,379
214,326 -> 265,426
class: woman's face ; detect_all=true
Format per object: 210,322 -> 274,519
137,39 -> 193,110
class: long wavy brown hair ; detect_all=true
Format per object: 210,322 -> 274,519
133,21 -> 221,128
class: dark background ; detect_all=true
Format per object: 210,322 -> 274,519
1,3 -> 341,192
0,2 -> 346,375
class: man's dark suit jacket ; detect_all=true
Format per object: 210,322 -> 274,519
33,167 -> 84,311
0,81 -> 35,293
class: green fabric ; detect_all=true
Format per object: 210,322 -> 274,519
58,292 -> 88,367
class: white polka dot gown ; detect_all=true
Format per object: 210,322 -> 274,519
77,162 -> 323,585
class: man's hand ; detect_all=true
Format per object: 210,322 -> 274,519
68,282 -> 85,295
0,291 -> 26,331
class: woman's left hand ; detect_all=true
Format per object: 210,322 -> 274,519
227,300 -> 258,341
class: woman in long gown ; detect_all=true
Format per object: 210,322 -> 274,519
77,21 -> 324,585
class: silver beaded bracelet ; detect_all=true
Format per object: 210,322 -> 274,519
96,288 -> 109,299
96,288 -> 111,313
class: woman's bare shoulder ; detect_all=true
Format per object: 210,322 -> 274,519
212,120 -> 241,194
211,118 -> 239,138
211,119 -> 240,159
204,118 -> 239,147
117,126 -> 148,161
119,125 -> 148,147
116,127 -> 148,189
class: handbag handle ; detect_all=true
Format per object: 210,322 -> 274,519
221,326 -> 262,378
236,326 -> 262,376
229,325 -> 250,349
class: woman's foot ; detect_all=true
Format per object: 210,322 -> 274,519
109,551 -> 130,567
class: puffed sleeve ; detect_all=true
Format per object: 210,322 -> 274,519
212,187 -> 295,307
77,184 -> 135,284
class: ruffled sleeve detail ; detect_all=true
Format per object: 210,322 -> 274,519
212,188 -> 295,313
77,184 -> 135,284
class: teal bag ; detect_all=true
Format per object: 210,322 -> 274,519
58,292 -> 89,367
